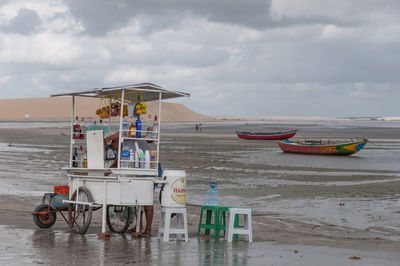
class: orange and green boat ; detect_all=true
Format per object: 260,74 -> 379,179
277,138 -> 368,156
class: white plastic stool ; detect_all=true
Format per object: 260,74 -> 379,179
225,208 -> 253,242
158,207 -> 189,242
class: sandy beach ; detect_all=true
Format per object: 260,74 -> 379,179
0,120 -> 400,265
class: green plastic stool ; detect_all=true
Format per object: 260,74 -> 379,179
198,205 -> 220,237
219,206 -> 241,239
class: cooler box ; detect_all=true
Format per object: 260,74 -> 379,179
161,170 -> 186,207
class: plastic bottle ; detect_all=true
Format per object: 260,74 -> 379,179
72,148 -> 78,167
79,146 -> 84,168
82,151 -> 87,168
73,116 -> 80,139
122,117 -> 129,137
135,114 -> 142,138
121,141 -> 130,167
129,120 -> 136,137
206,182 -> 218,206
129,149 -> 134,168
145,150 -> 150,168
152,115 -> 158,139
80,117 -> 85,139
139,149 -> 144,168
134,151 -> 139,168
134,141 -> 140,152
146,115 -> 153,138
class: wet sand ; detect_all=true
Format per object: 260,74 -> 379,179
0,120 -> 400,265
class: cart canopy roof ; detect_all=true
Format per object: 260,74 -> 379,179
50,83 -> 189,102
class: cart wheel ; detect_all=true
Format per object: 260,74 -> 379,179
68,187 -> 93,234
106,205 -> 132,233
33,204 -> 57,229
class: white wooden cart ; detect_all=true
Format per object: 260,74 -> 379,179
50,83 -> 189,234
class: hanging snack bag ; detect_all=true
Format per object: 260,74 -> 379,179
127,104 -> 135,118
111,102 -> 119,116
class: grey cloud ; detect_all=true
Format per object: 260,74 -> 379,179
1,8 -> 42,34
63,0 -> 273,35
62,0 -> 400,36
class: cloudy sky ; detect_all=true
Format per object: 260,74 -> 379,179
0,0 -> 399,117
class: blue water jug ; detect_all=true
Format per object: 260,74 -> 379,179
206,182 -> 218,206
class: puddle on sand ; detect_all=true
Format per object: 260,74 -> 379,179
0,226 -> 399,266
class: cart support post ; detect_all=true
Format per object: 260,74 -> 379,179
156,92 -> 161,169
117,90 -> 125,168
108,97 -> 111,133
69,96 -> 75,168
101,180 -> 107,233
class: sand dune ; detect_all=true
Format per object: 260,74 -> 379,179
0,97 -> 215,122
1,97 -> 395,122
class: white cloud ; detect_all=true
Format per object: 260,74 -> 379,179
321,24 -> 351,39
0,32 -> 82,65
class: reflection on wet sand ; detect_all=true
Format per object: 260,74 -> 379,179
198,239 -> 250,266
2,225 -> 399,265
25,228 -> 253,265
30,229 -> 155,265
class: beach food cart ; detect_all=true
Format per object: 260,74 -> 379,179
32,83 -> 189,234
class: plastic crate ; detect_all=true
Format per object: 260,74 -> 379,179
54,185 -> 69,195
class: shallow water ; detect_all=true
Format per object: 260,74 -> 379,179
232,144 -> 400,172
0,141 -> 67,196
0,121 -> 70,129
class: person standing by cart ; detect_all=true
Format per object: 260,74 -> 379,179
104,131 -> 155,237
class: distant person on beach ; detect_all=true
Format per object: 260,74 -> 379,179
199,123 -> 202,132
103,131 -> 154,237
195,124 -> 199,131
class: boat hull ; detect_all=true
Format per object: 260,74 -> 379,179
236,130 -> 297,140
277,139 -> 368,155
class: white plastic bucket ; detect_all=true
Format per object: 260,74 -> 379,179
161,170 -> 186,207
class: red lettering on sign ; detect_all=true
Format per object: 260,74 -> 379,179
173,188 -> 186,193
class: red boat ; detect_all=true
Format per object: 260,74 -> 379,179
277,138 -> 368,155
236,129 -> 297,140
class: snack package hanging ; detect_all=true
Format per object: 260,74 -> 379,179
127,104 -> 135,118
96,99 -> 110,119
110,102 -> 119,116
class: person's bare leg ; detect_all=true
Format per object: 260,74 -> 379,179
140,205 -> 154,236
140,208 -> 145,231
